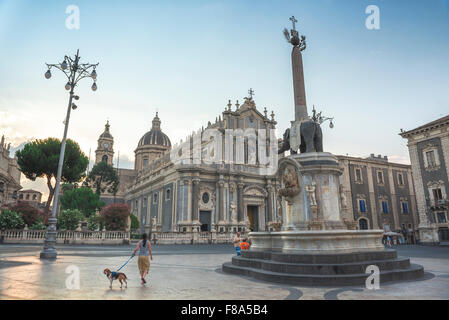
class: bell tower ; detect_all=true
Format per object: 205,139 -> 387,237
95,121 -> 114,166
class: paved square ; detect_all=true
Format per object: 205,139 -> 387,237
0,244 -> 448,300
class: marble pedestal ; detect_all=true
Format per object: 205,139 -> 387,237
249,229 -> 385,254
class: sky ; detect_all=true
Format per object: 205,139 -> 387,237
1,0 -> 449,200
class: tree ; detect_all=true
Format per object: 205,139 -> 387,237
87,215 -> 102,231
130,214 -> 139,230
84,161 -> 119,196
0,210 -> 24,230
60,187 -> 105,218
16,138 -> 88,221
9,202 -> 44,227
57,209 -> 84,230
100,204 -> 130,231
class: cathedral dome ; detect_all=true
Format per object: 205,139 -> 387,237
137,112 -> 171,148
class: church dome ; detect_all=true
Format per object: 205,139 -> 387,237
137,112 -> 171,148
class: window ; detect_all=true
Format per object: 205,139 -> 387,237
32,194 -> 37,200
355,168 -> 362,182
377,171 -> 384,184
202,192 -> 209,204
19,193 -> 23,200
359,199 -> 367,212
0,182 -> 4,192
153,193 -> 158,204
437,212 -> 447,223
165,189 -> 171,201
143,197 -> 147,207
143,158 -> 149,168
433,188 -> 443,203
401,202 -> 409,214
398,173 -> 404,186
381,201 -> 388,214
426,150 -> 436,167
102,155 -> 108,163
26,194 -> 30,200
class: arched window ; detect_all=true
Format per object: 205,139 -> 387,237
26,194 -> 30,200
32,194 -> 37,200
102,155 -> 108,163
359,218 -> 369,230
0,182 -> 4,193
19,193 -> 23,199
143,158 -> 149,168
165,189 -> 171,201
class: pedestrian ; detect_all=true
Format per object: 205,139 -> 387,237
233,232 -> 241,256
240,238 -> 250,251
133,233 -> 153,285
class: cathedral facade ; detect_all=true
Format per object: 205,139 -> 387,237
94,96 -> 280,234
0,135 -> 21,207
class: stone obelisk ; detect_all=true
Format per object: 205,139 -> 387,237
285,16 -> 308,121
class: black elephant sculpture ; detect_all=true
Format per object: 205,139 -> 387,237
278,120 -> 323,154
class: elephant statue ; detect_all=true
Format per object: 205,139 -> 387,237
278,119 -> 323,154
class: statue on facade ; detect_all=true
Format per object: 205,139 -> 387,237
151,216 -> 157,231
230,201 -> 237,223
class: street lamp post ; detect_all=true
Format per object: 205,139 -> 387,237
40,49 -> 98,259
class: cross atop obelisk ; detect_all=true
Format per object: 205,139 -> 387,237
289,16 -> 297,31
283,16 -> 308,121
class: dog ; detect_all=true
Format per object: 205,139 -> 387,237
103,268 -> 128,289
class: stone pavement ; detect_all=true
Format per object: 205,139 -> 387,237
0,244 -> 448,300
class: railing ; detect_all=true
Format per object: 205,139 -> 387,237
0,229 -> 246,245
0,229 -> 130,245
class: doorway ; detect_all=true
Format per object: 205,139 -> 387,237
200,211 -> 211,232
247,205 -> 259,231
359,218 -> 369,230
439,227 -> 449,241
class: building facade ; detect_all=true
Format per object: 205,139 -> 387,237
125,96 -> 279,234
18,189 -> 42,208
0,135 -> 21,207
400,115 -> 449,243
337,154 -> 419,243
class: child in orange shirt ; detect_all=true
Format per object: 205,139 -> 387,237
240,238 -> 250,250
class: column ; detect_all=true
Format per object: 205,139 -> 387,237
192,178 -> 200,223
266,183 -> 274,223
217,179 -> 225,224
408,143 -> 429,228
440,134 -> 449,182
366,164 -> 380,229
388,167 -> 400,231
237,182 -> 244,222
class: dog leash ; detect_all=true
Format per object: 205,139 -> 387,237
117,255 -> 134,272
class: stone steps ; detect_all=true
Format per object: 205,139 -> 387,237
231,256 -> 411,275
222,261 -> 424,287
222,249 -> 424,286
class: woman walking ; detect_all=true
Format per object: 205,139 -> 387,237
133,233 -> 153,285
